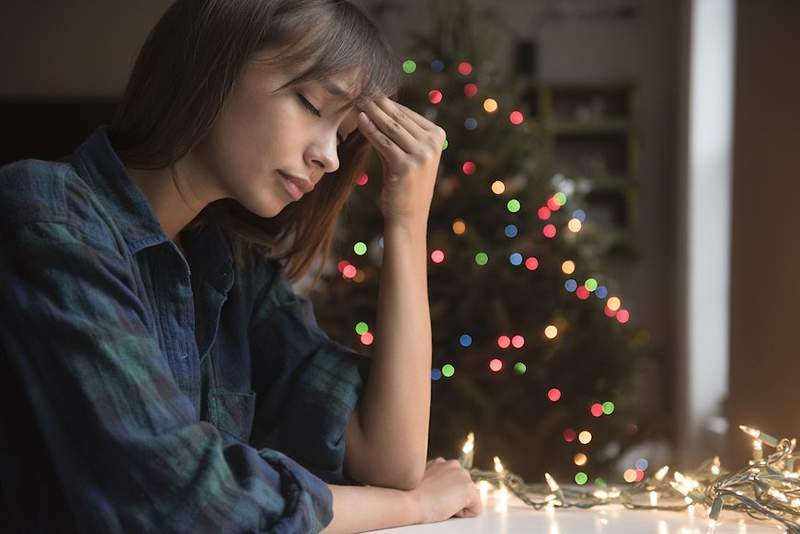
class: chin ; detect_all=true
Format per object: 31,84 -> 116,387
236,193 -> 287,219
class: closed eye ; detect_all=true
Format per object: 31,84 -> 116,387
297,92 -> 345,145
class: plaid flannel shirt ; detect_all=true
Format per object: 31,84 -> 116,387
0,126 -> 371,533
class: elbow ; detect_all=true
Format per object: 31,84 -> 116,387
377,462 -> 426,491
350,460 -> 425,490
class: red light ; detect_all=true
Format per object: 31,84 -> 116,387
463,83 -> 478,97
343,265 -> 357,278
627,423 -> 639,434
563,428 -> 577,442
590,403 -> 603,417
509,111 -> 524,125
462,161 -> 476,175
428,89 -> 443,104
576,287 -> 590,300
537,207 -> 551,220
525,257 -> 539,270
337,260 -> 350,272
431,249 -> 445,263
497,335 -> 511,349
635,469 -> 645,482
511,335 -> 524,348
458,62 -> 473,76
604,306 -> 617,317
543,224 -> 557,238
616,309 -> 630,323
548,388 -> 562,402
360,332 -> 374,345
356,173 -> 369,186
489,358 -> 503,372
547,197 -> 560,211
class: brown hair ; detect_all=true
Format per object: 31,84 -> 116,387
109,0 -> 401,285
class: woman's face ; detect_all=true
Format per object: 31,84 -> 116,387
191,47 -> 362,218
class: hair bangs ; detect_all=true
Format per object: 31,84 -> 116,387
264,1 -> 403,104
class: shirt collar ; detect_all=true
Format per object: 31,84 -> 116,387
68,125 -> 171,254
68,126 -> 234,293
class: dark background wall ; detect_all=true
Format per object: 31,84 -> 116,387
727,0 -> 800,462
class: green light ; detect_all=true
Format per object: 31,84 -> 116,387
594,477 -> 607,487
402,60 -> 417,74
513,362 -> 527,375
442,364 -> 455,377
554,192 -> 567,205
475,252 -> 489,265
602,401 -> 615,415
507,199 -> 521,213
353,241 -> 367,255
442,138 -> 449,150
585,278 -> 598,291
575,472 -> 588,485
355,322 -> 369,335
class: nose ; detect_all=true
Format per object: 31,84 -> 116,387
306,131 -> 340,177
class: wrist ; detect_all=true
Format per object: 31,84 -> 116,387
383,219 -> 428,245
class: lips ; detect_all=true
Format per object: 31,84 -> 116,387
277,170 -> 312,201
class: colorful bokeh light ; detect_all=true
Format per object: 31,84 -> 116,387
402,60 -> 417,74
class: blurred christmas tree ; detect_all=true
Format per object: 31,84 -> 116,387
309,1 -> 666,485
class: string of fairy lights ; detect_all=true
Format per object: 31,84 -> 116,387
457,426 -> 800,532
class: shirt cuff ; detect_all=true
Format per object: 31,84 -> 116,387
257,447 -> 334,533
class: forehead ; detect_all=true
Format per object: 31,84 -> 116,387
249,46 -> 363,95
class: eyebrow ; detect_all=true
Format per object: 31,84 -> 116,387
319,79 -> 359,113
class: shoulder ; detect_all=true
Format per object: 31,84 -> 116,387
0,159 -> 120,251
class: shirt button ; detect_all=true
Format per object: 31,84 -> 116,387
178,353 -> 189,360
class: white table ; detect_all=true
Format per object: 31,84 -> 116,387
367,492 -> 784,533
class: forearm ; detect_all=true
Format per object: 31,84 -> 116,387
349,219 -> 432,487
322,483 -> 421,534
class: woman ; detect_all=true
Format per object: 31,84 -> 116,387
0,0 -> 481,532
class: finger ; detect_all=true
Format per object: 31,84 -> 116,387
391,99 -> 447,139
374,97 -> 429,142
357,110 -> 406,162
358,100 -> 418,154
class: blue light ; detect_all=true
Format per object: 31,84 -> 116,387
431,368 -> 442,381
572,209 -> 587,222
431,59 -> 445,72
504,224 -> 518,238
509,252 -> 523,266
635,458 -> 649,471
595,285 -> 608,299
464,118 -> 477,130
459,334 -> 473,347
565,279 -> 578,292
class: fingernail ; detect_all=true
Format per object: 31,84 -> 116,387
358,111 -> 370,125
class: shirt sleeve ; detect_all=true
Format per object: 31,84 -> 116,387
0,219 -> 334,533
247,258 -> 372,486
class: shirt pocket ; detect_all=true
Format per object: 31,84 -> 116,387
207,388 -> 257,444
